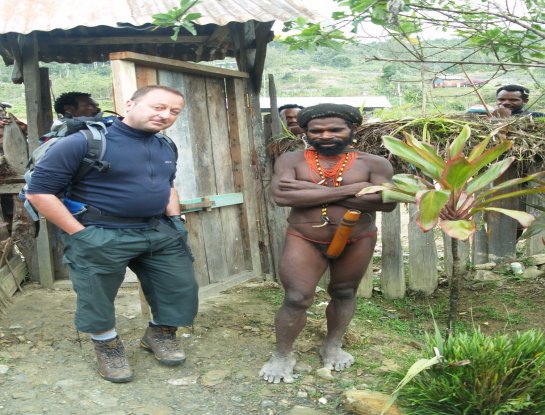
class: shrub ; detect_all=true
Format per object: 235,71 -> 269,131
398,329 -> 545,414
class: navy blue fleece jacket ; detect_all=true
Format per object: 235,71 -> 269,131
27,119 -> 177,224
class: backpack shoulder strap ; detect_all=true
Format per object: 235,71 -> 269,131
72,123 -> 110,184
155,133 -> 178,161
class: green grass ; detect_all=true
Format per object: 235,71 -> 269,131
397,329 -> 545,414
254,286 -> 284,306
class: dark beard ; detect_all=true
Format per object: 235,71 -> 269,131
307,132 -> 353,156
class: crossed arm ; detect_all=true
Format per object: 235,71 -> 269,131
271,152 -> 397,212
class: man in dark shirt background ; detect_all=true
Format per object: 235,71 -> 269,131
492,85 -> 544,118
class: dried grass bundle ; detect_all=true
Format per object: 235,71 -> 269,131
267,115 -> 545,174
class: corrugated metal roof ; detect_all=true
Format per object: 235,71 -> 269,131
0,0 -> 323,35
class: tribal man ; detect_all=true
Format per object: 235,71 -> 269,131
260,103 -> 396,383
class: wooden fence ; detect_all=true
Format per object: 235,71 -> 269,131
261,114 -> 545,299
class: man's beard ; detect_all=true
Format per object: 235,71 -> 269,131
307,132 -> 354,156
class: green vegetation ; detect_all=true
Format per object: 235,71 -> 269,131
397,329 -> 545,414
263,40 -> 544,117
1,39 -> 543,121
0,62 -> 113,120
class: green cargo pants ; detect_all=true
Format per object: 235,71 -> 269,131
61,223 -> 198,333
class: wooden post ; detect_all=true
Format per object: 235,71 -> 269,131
472,211 -> 489,265
226,78 -> 263,275
35,218 -> 55,288
230,23 -> 274,275
39,67 -> 53,132
380,206 -> 405,299
526,163 -> 545,255
443,233 -> 470,277
0,203 -> 10,241
408,204 -> 438,295
20,33 -> 55,286
357,263 -> 374,298
268,74 -> 282,136
20,33 -> 44,152
11,196 -> 40,282
488,166 -> 518,261
262,114 -> 290,279
110,59 -> 137,116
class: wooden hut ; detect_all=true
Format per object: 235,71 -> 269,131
0,0 -> 322,294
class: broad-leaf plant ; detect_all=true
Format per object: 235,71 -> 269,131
358,125 -> 545,337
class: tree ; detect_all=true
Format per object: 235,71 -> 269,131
282,0 -> 545,68
358,125 -> 545,337
280,0 -> 545,107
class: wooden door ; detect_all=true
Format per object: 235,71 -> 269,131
111,52 -> 264,289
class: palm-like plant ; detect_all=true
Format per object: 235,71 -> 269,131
359,125 -> 545,337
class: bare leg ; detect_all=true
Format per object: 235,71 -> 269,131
320,294 -> 357,371
260,234 -> 327,383
258,306 -> 302,384
320,234 -> 376,371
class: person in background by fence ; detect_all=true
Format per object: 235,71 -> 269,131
278,104 -> 305,137
52,92 -> 102,127
260,103 -> 396,384
492,85 -> 545,118
26,85 -> 198,383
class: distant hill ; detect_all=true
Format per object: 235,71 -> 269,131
0,38 -> 543,120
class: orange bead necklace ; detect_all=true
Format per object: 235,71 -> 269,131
304,149 -> 357,226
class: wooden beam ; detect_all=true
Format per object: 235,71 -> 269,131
20,33 -> 44,152
39,67 -> 53,133
197,270 -> 256,302
180,192 -> 243,213
0,255 -> 27,298
268,74 -> 282,136
109,51 -> 249,79
0,183 -> 25,194
110,59 -> 137,116
19,33 -> 56,287
6,34 -> 23,83
227,21 -> 272,93
135,65 -> 158,89
250,21 -> 273,93
206,26 -> 231,44
43,35 -> 209,46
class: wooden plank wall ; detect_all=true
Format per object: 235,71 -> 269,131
408,204 -> 438,294
160,71 -> 208,287
226,78 -> 263,274
110,59 -> 254,288
204,78 -> 245,277
380,206 -> 405,299
182,73 -> 230,284
158,69 -> 249,286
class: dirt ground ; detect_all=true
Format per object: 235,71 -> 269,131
1,206 -> 543,415
0,279 -> 378,415
2,272 -> 545,415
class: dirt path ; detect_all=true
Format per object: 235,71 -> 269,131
0,281 -> 368,415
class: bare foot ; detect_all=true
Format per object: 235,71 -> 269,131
259,352 -> 296,383
320,346 -> 354,371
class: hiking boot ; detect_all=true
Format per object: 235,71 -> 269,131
140,325 -> 186,366
92,336 -> 133,383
